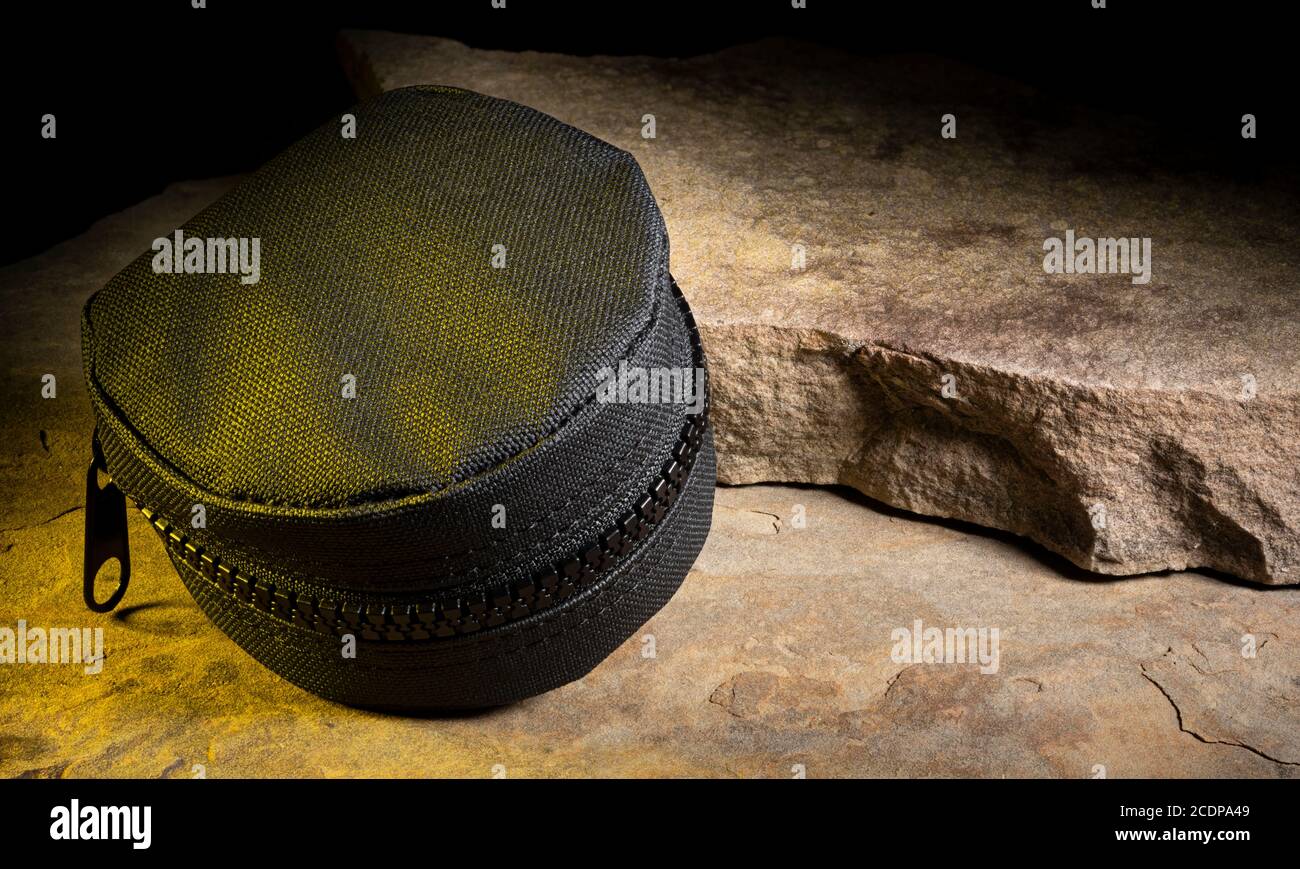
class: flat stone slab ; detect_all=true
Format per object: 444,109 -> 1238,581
339,33 -> 1300,584
3,476 -> 1298,777
0,184 -> 1294,773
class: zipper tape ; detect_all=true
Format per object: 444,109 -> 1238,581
144,412 -> 706,642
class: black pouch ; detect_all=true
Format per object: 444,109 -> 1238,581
80,86 -> 714,711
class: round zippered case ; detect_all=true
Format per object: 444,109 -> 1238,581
79,86 -> 715,711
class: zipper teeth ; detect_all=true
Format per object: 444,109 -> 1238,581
139,279 -> 709,644
140,414 -> 705,643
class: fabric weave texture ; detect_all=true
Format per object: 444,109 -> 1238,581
81,86 -> 714,710
87,85 -> 666,509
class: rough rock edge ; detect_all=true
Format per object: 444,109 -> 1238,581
705,324 -> 1298,585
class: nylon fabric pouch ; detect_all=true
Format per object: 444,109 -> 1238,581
79,86 -> 715,711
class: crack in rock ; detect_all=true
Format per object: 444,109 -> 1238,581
0,504 -> 83,535
1141,668 -> 1299,768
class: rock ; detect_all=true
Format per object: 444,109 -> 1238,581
4,475 -> 1298,776
0,177 -> 1294,770
338,32 -> 1300,585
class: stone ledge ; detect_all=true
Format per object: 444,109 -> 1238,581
338,31 -> 1300,584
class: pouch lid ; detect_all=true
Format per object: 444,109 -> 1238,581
83,86 -> 667,510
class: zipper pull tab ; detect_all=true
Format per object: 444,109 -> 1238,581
84,432 -> 131,613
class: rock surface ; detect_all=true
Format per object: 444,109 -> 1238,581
3,479 -> 1298,777
338,33 -> 1300,584
1,184 -> 1297,776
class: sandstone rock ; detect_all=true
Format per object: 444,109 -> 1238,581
338,32 -> 1300,584
4,71 -> 1296,776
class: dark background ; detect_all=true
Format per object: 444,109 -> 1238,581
4,0 -> 1292,266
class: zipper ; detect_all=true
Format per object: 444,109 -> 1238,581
132,412 -> 706,642
83,278 -> 708,642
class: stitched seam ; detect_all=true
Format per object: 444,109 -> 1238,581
220,434 -> 710,665
242,275 -> 685,579
365,437 -> 709,667
168,413 -> 666,594
83,267 -> 664,515
171,432 -> 709,655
